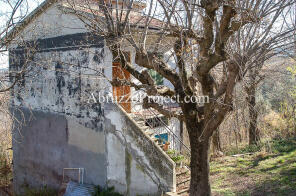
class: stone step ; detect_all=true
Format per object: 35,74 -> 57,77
176,171 -> 189,176
134,118 -> 145,122
177,187 -> 189,195
158,143 -> 164,147
177,177 -> 190,186
164,192 -> 178,196
176,168 -> 190,176
140,126 -> 150,131
144,130 -> 154,136
129,114 -> 144,122
137,121 -> 146,126
152,137 -> 159,142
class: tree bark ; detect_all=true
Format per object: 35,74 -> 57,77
247,86 -> 260,145
212,128 -> 223,156
188,125 -> 211,196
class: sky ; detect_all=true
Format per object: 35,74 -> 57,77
0,0 -> 43,69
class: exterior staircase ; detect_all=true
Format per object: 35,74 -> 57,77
176,167 -> 190,195
128,108 -> 191,195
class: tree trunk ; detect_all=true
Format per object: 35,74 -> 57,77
212,128 -> 223,156
247,86 -> 260,145
180,120 -> 184,151
188,128 -> 211,196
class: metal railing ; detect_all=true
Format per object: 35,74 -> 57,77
104,78 -> 191,166
129,101 -> 191,167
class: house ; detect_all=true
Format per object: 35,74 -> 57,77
5,0 -> 191,195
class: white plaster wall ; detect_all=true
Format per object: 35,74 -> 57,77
106,133 -> 127,193
106,131 -> 160,195
129,157 -> 160,195
105,107 -> 170,195
9,4 -> 87,49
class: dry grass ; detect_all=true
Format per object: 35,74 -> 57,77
0,92 -> 13,196
211,138 -> 296,196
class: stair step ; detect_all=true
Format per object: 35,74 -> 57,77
134,118 -> 145,122
137,121 -> 146,126
176,171 -> 190,176
140,126 -> 150,130
176,168 -> 190,176
144,130 -> 154,136
152,137 -> 158,142
177,187 -> 189,195
177,177 -> 190,186
129,115 -> 144,122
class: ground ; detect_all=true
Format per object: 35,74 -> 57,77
211,138 -> 296,196
1,138 -> 296,195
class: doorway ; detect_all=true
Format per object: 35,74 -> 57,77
112,54 -> 131,113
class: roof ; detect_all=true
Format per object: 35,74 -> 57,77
2,0 -> 164,46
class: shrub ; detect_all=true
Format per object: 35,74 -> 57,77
270,138 -> 296,153
224,137 -> 296,156
92,186 -> 123,196
225,144 -> 263,156
22,185 -> 58,196
166,149 -> 185,164
0,151 -> 12,187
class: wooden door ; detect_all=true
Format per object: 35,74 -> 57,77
112,59 -> 131,113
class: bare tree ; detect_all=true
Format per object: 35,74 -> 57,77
228,1 -> 296,145
63,0 -> 295,195
0,1 -> 33,194
0,0 -> 35,93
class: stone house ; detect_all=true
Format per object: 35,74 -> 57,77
6,0 -> 190,195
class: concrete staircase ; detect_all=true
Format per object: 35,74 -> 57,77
176,167 -> 190,195
164,167 -> 190,196
129,113 -> 167,149
129,111 -> 191,195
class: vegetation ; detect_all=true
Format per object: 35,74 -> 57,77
211,138 -> 296,196
92,186 -> 123,196
69,0 -> 295,194
167,149 -> 185,164
0,151 -> 12,195
20,185 -> 58,196
0,0 -> 296,195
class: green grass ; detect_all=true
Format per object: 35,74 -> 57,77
211,138 -> 296,196
224,137 -> 296,156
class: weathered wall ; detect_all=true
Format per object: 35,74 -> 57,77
9,1 -> 176,194
10,33 -> 109,193
105,103 -> 176,195
10,31 -> 175,195
12,108 -> 107,192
